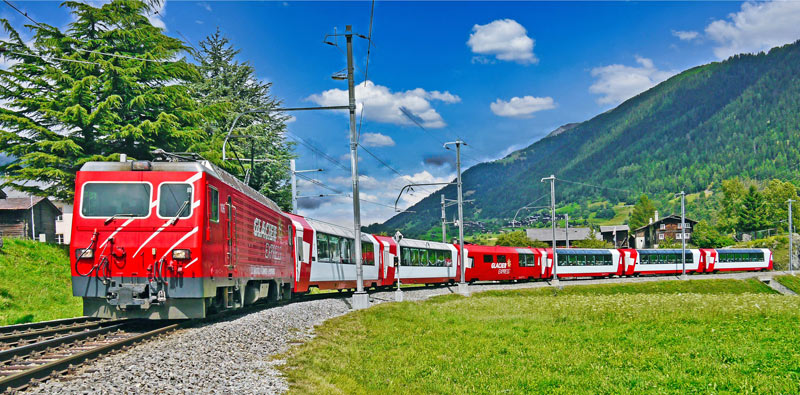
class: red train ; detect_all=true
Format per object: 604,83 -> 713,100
70,156 -> 773,319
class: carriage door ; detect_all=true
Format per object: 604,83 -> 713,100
226,195 -> 236,271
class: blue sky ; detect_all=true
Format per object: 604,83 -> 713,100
6,1 -> 800,226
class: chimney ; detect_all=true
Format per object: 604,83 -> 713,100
120,153 -> 127,163
649,217 -> 653,225
654,210 -> 659,222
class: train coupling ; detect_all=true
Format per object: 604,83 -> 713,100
107,283 -> 154,311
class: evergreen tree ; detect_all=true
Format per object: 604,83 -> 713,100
0,0 -> 209,200
189,28 -> 293,209
691,220 -> 734,248
738,185 -> 769,232
628,194 -> 656,230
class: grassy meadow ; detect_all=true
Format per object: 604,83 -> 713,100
0,238 -> 81,325
282,279 -> 800,394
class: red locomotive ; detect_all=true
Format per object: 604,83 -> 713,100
71,153 -> 294,319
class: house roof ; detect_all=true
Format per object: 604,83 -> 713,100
633,214 -> 698,232
599,225 -> 629,233
526,227 -> 600,242
0,196 -> 46,210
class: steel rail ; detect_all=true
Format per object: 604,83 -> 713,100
0,317 -> 103,336
0,319 -> 127,347
0,322 -> 179,393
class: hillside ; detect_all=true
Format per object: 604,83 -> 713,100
371,40 -> 800,238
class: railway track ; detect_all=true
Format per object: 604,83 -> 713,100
0,318 -> 179,393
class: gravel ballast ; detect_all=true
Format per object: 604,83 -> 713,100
23,271 -> 783,394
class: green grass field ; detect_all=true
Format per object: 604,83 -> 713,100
282,280 -> 800,394
0,238 -> 82,325
774,274 -> 800,294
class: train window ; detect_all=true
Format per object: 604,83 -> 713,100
296,235 -> 303,261
435,250 -> 444,266
342,238 -> 354,264
362,242 -> 375,265
483,255 -> 494,263
567,255 -> 576,266
317,234 -> 329,261
497,255 -> 507,264
158,183 -> 193,218
411,249 -> 420,266
81,182 -> 151,218
421,249 -> 431,266
328,235 -> 341,263
402,248 -> 411,266
445,251 -> 453,267
603,255 -> 612,265
208,187 -> 219,223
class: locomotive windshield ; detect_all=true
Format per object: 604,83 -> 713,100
81,182 -> 151,218
159,183 -> 193,218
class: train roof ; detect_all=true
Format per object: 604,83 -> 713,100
79,160 -> 282,213
715,248 -> 766,253
399,238 -> 455,250
556,248 -> 613,255
304,217 -> 374,242
637,249 -> 697,255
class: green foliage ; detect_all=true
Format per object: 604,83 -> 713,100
377,41 -> 800,238
282,280 -> 796,394
739,185 -> 770,232
628,194 -> 657,230
595,206 -> 615,219
0,0 -> 209,200
0,238 -> 82,324
691,220 -> 735,248
189,28 -> 294,209
494,230 -> 546,247
657,237 -> 680,249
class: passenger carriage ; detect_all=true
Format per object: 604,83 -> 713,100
514,247 -> 546,281
466,245 -> 535,281
703,248 -> 772,272
397,239 -> 459,284
633,249 -> 701,275
300,217 -> 381,290
71,158 -> 294,319
553,248 -> 622,278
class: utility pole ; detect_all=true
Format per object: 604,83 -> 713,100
30,195 -> 35,241
289,159 -> 323,215
679,191 -> 687,279
344,25 -> 369,310
565,213 -> 569,248
445,140 -> 469,296
441,194 -> 447,243
789,199 -> 795,274
541,175 -> 558,284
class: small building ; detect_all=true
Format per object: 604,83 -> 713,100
0,192 -> 62,243
599,225 -> 630,248
526,227 -> 601,247
53,202 -> 73,245
633,213 -> 697,249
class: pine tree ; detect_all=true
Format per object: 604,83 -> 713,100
628,194 -> 656,230
738,185 -> 769,232
189,28 -> 293,209
0,0 -> 209,200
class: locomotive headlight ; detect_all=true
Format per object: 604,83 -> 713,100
172,249 -> 191,260
75,248 -> 94,259
131,160 -> 152,171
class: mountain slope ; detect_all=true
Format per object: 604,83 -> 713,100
373,41 -> 800,238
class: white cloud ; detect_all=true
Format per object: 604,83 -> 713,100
467,19 -> 537,64
589,56 -> 675,105
705,0 -> 800,60
307,81 -> 459,129
198,2 -> 212,12
361,132 -> 395,147
285,115 -> 296,124
672,30 -> 699,41
147,1 -> 166,30
490,96 -> 556,118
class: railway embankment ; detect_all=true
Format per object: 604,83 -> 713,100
0,238 -> 81,325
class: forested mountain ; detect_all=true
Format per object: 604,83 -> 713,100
370,40 -> 800,238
